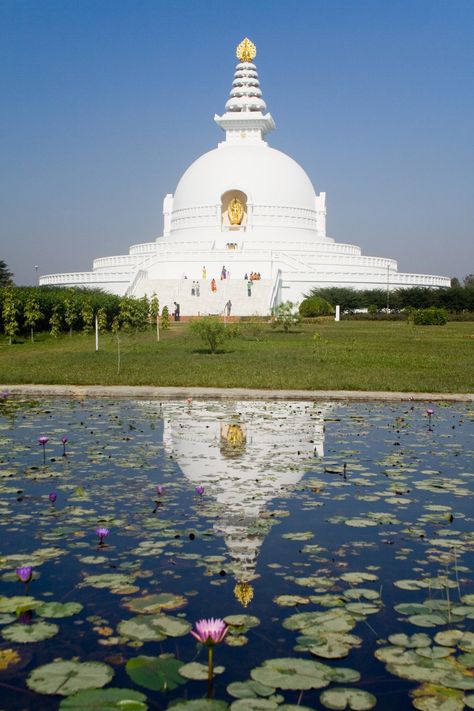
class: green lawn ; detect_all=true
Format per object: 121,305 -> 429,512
0,321 -> 473,391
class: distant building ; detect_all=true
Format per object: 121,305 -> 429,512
40,38 -> 449,314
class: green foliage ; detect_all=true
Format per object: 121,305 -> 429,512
410,307 -> 448,326
272,301 -> 302,332
23,295 -> 43,342
299,296 -> 334,317
161,306 -> 170,330
189,316 -> 238,353
367,304 -> 378,317
119,296 -> 149,332
49,304 -> 62,337
63,291 -> 79,336
0,260 -> 13,287
2,283 -> 19,344
149,293 -> 159,323
81,300 -> 94,334
125,655 -> 185,692
96,307 -> 107,332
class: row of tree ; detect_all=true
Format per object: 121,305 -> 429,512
0,285 -> 170,343
307,283 -> 474,312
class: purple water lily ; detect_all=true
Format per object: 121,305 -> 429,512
16,566 -> 33,584
38,436 -> 49,463
96,527 -> 109,545
61,437 -> 68,456
49,492 -> 57,504
195,486 -> 205,496
156,485 -> 164,496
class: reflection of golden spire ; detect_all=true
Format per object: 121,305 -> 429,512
234,581 -> 254,607
236,38 -> 256,63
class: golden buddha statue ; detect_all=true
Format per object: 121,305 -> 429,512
228,197 -> 244,226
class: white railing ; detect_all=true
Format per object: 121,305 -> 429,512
128,242 -> 156,255
92,254 -> 143,270
39,272 -> 129,285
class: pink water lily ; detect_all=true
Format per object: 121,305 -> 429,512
191,618 -> 228,645
38,436 -> 49,445
426,408 -> 434,416
156,485 -> 164,496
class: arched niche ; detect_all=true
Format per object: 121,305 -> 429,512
221,190 -> 248,228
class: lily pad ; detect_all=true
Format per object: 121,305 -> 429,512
250,658 -> 332,690
227,680 -> 276,699
123,593 -> 187,614
36,602 -> 83,618
125,655 -> 185,691
179,662 -> 225,680
117,616 -> 166,642
27,660 -> 114,696
224,615 -> 260,629
59,687 -> 148,710
2,621 -> 59,643
319,687 -> 377,710
169,701 -> 228,710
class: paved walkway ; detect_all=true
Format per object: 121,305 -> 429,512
1,384 -> 473,401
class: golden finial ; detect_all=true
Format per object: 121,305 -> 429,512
234,581 -> 254,607
236,38 -> 256,63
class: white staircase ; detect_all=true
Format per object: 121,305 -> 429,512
133,278 -> 274,316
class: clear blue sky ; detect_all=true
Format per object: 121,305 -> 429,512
1,0 -> 473,285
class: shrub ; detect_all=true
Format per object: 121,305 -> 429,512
189,317 -> 238,353
272,301 -> 301,332
410,307 -> 448,325
299,296 -> 334,317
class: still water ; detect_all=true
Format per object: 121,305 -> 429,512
0,397 -> 473,710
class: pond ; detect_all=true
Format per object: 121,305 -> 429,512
0,396 -> 473,711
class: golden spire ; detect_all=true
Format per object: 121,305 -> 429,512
236,38 -> 256,63
234,581 -> 254,607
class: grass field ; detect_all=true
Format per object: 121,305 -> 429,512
0,321 -> 473,392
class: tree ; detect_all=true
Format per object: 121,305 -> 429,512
23,295 -> 43,343
63,291 -> 78,336
189,316 -> 238,353
463,274 -> 474,289
96,307 -> 108,332
161,306 -> 170,331
81,300 -> 94,334
451,277 -> 461,288
2,283 -> 19,344
0,260 -> 13,287
272,301 -> 301,332
150,293 -> 160,341
49,304 -> 62,337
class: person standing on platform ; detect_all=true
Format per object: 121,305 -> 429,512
202,266 -> 207,279
225,300 -> 232,317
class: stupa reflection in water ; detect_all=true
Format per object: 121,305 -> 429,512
160,400 -> 330,604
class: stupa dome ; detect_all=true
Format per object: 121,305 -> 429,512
172,143 -> 317,212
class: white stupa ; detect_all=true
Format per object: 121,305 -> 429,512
40,37 -> 450,314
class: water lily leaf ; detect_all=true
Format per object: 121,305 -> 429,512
319,687 -> 377,710
123,593 -> 187,614
27,660 -> 114,696
389,633 -> 432,648
250,658 -> 332,690
225,634 -> 248,646
415,647 -> 455,659
2,621 -> 59,643
227,680 -> 275,699
59,687 -> 148,710
169,701 -> 228,710
273,595 -> 310,607
82,574 -> 136,592
117,616 -> 166,642
340,573 -> 378,584
125,655 -> 185,691
179,662 -> 225,680
230,700 -> 278,710
464,694 -> 474,709
308,632 -> 363,659
224,615 -> 260,629
153,615 -> 191,637
328,668 -> 361,684
408,614 -> 448,628
411,682 -> 466,710
36,602 -> 83,618
0,596 -> 40,614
